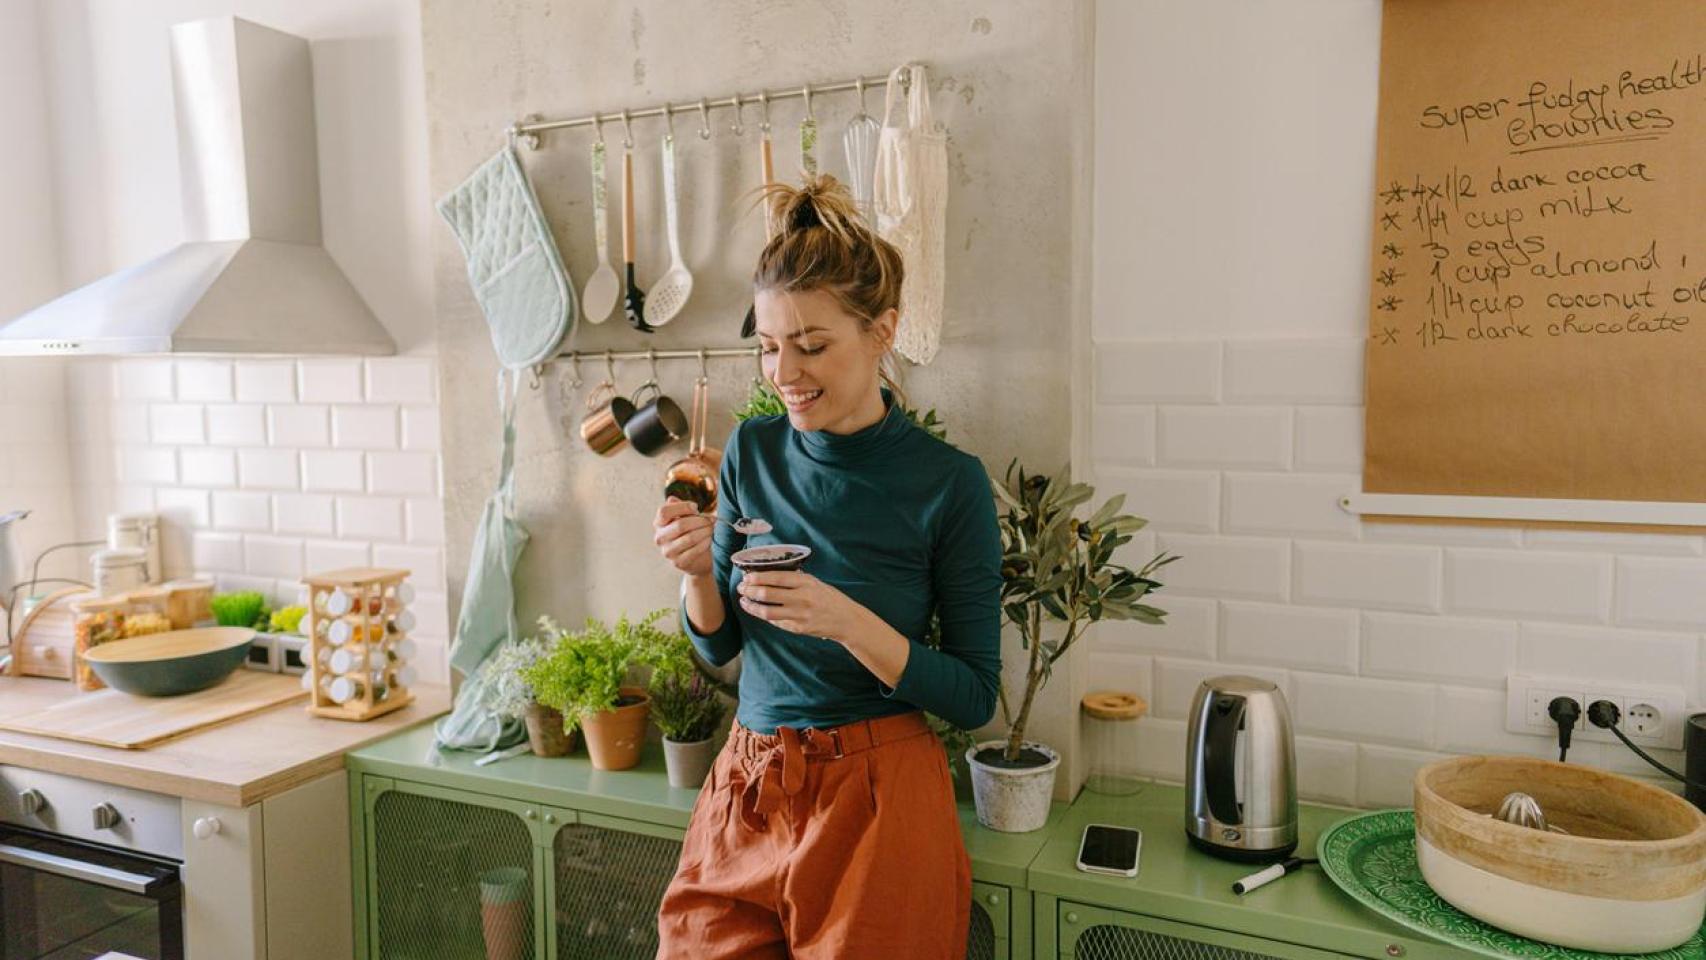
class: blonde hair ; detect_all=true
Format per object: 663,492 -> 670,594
752,175 -> 909,410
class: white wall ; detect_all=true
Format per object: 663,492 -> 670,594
1088,0 -> 1704,807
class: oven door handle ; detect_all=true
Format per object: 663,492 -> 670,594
0,842 -> 174,895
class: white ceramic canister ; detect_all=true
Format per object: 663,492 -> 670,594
107,513 -> 162,584
91,548 -> 149,597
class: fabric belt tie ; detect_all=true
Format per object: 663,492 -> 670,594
735,712 -> 929,832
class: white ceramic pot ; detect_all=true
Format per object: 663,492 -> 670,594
966,739 -> 1060,833
662,736 -> 717,789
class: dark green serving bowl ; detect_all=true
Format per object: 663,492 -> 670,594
83,627 -> 256,696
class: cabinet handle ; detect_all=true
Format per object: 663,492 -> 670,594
193,817 -> 222,840
1064,911 -> 1079,924
985,893 -> 1000,906
545,813 -> 557,825
524,809 -> 537,820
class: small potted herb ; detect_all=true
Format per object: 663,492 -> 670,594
648,630 -> 729,788
523,610 -> 667,771
482,626 -> 567,756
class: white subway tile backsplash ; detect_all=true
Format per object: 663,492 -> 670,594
1092,595 -> 1216,658
1093,342 -> 1220,403
206,405 -> 267,446
1157,534 -> 1290,601
178,449 -> 236,489
1295,541 -> 1440,612
1221,601 -> 1358,673
1083,652 -> 1153,705
1224,339 -> 1363,404
338,497 -> 404,541
268,406 -> 330,447
1129,719 -> 1188,782
149,405 -> 205,445
233,361 -> 296,403
1295,737 -> 1359,806
1153,658 -> 1288,719
302,450 -> 366,493
212,492 -> 270,531
305,539 -> 369,574
1090,405 -> 1156,467
1225,473 -> 1360,539
1518,622 -> 1697,687
154,487 -> 211,528
120,447 -> 177,486
1293,672 -> 1435,749
408,589 -> 451,640
117,360 -> 174,400
365,358 -> 436,404
1361,612 -> 1516,688
1294,406 -> 1363,473
1615,556 -> 1706,629
273,493 -> 335,535
191,531 -> 243,572
334,406 -> 398,450
405,498 -> 445,544
1098,468 -> 1219,532
368,451 -> 438,496
373,544 -> 443,586
175,360 -> 233,402
216,573 -> 281,602
243,536 -> 303,579
111,402 -> 150,444
401,406 -> 441,452
1357,745 -> 1448,808
1435,686 -> 1553,758
1525,529 -> 1704,556
1363,522 -> 1522,547
1445,549 -> 1611,622
298,360 -> 364,403
1158,407 -> 1291,469
237,449 -> 299,490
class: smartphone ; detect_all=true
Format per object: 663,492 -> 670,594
1075,823 -> 1141,877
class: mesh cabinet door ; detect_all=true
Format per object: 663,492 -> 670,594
1060,903 -> 1365,960
369,783 -> 540,960
967,881 -> 1010,960
552,817 -> 683,960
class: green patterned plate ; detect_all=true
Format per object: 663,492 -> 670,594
1317,809 -> 1706,960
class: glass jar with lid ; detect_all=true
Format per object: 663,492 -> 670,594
1081,691 -> 1148,796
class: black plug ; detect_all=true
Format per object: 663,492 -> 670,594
1548,696 -> 1582,762
1587,699 -> 1621,730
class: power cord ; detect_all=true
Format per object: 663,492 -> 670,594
1547,696 -> 1581,762
1586,700 -> 1706,792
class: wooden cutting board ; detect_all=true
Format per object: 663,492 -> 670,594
0,671 -> 307,749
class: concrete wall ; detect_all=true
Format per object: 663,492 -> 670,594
423,0 -> 1095,791
1087,0 -> 1704,806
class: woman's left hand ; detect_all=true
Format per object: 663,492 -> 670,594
736,571 -> 869,643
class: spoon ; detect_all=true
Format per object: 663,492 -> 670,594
581,138 -> 619,323
646,126 -> 693,325
715,516 -> 771,535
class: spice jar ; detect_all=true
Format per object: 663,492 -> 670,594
1081,691 -> 1147,796
91,548 -> 148,597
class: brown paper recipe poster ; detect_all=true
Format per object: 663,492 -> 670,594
1365,0 -> 1706,510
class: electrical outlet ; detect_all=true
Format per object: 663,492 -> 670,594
1506,677 -> 1688,752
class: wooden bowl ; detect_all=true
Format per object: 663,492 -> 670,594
1414,755 -> 1706,952
82,627 -> 255,697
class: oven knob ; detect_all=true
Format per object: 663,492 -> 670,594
18,789 -> 45,816
91,802 -> 121,830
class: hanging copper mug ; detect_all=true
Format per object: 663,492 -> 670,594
580,379 -> 635,456
663,376 -> 721,510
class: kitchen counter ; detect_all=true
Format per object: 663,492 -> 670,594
0,675 -> 449,806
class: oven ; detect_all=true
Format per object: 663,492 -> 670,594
0,767 -> 186,960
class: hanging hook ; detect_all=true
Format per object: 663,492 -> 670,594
698,347 -> 709,381
802,83 -> 814,119
647,346 -> 660,385
663,102 -> 674,139
620,108 -> 634,149
856,77 -> 868,114
569,354 -> 583,389
604,349 -> 617,384
758,90 -> 771,133
593,113 -> 605,145
527,364 -> 542,390
697,98 -> 712,140
729,94 -> 746,136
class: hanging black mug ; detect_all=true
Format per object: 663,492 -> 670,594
623,380 -> 689,456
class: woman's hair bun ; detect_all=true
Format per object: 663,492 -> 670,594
767,174 -> 866,246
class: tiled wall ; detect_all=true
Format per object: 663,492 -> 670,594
1084,336 -> 1706,808
60,356 -> 451,683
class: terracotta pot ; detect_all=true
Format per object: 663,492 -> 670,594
579,686 -> 651,771
523,702 -> 574,757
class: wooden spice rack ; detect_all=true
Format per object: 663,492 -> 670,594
300,568 -> 416,722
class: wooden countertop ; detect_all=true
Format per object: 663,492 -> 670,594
0,675 -> 449,807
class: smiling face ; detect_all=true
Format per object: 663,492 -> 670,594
754,287 -> 897,434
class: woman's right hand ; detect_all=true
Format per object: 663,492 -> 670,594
654,497 -> 715,578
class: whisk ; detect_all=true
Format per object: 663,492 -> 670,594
844,77 -> 881,226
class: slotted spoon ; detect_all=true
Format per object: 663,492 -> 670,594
646,129 -> 693,325
581,138 -> 619,324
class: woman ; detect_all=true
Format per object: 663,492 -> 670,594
651,175 -> 1002,959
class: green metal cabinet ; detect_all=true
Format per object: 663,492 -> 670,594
1052,901 -> 1368,960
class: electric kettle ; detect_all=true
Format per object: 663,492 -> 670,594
0,509 -> 27,613
1185,675 -> 1297,862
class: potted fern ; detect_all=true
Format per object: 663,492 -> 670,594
648,630 -> 729,788
967,460 -> 1176,832
523,609 -> 669,771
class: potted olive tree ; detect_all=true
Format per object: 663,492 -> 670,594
648,630 -> 729,788
523,610 -> 666,771
966,460 -> 1175,832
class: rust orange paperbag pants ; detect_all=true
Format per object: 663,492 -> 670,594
656,711 -> 971,959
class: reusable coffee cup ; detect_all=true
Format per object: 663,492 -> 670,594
579,380 -> 635,456
623,380 -> 689,456
478,866 -> 530,960
732,545 -> 813,604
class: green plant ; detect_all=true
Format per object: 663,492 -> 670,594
522,608 -> 673,730
480,628 -> 553,720
647,631 -> 728,742
991,460 -> 1176,763
210,591 -> 269,630
731,378 -> 786,422
267,605 -> 306,635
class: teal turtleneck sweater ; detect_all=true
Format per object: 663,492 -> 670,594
681,389 -> 1003,735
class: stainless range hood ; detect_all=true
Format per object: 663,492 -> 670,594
0,17 -> 394,356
